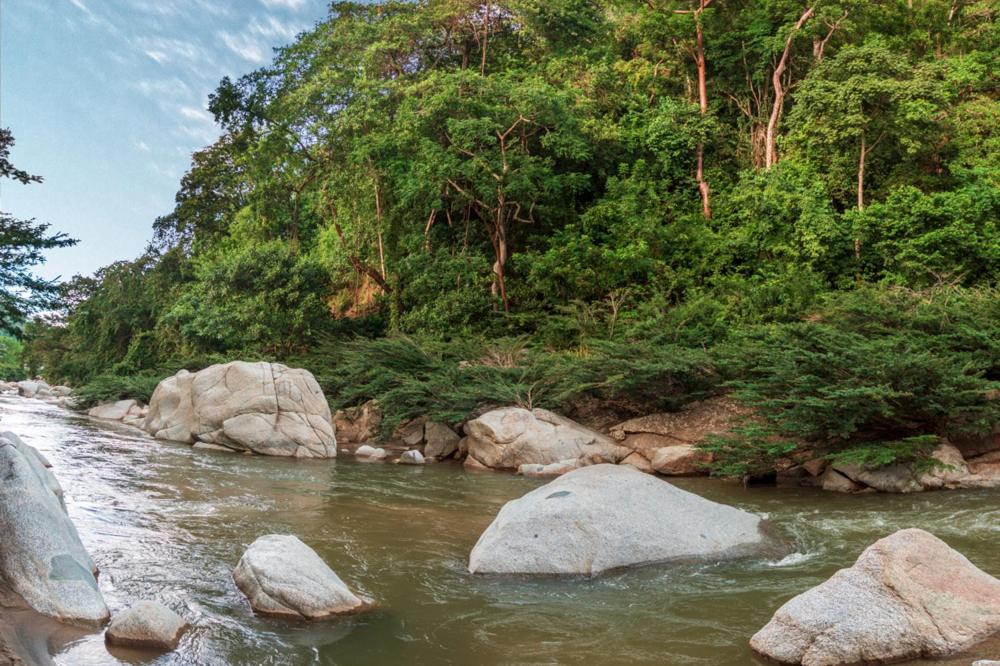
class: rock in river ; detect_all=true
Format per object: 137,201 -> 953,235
144,362 -> 337,458
0,431 -> 109,625
750,528 -> 1000,665
468,464 -> 767,576
464,407 -> 625,471
105,601 -> 189,650
88,399 -> 138,421
233,535 -> 367,619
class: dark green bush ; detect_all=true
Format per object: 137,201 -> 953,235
73,374 -> 163,409
707,286 -> 999,474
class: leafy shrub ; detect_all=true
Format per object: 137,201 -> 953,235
301,334 -> 720,434
708,286 -> 999,473
74,374 -> 163,409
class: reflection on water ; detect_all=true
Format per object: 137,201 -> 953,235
1,395 -> 998,665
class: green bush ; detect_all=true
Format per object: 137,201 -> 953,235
73,374 -> 163,409
301,334 -> 720,434
707,286 -> 999,474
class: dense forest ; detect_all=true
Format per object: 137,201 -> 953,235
18,0 -> 1000,475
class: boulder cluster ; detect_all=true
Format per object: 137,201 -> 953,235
8,360 -> 999,664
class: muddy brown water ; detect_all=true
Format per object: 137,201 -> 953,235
0,395 -> 998,665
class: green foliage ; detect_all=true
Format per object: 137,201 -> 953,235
303,334 -> 720,434
73,374 -> 163,410
710,287 -> 999,472
0,129 -> 77,332
0,335 -> 24,381
18,1 -> 999,482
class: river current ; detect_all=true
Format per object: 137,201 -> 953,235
0,395 -> 997,665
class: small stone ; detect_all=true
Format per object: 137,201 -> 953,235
88,400 -> 138,421
399,450 -> 425,465
620,451 -> 654,473
105,601 -> 188,651
821,468 -> 865,493
650,445 -> 711,475
355,445 -> 387,460
802,458 -> 827,476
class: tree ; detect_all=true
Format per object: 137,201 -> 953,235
786,39 -> 949,258
0,129 -> 77,332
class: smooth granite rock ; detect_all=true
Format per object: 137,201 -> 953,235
354,445 -> 387,460
399,450 -> 425,465
469,464 -> 767,575
88,399 -> 139,421
233,535 -> 366,619
0,432 -> 108,625
751,528 -> 1000,665
145,362 -> 336,458
464,408 -> 625,471
105,601 -> 188,650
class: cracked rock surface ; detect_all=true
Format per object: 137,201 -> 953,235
750,528 -> 1000,665
144,362 -> 336,458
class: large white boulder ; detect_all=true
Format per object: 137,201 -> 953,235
144,362 -> 336,458
750,528 -> 1000,665
105,601 -> 188,650
468,464 -> 767,576
0,432 -> 109,625
464,407 -> 625,471
233,535 -> 367,619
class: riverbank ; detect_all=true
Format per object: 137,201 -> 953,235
1,394 -> 998,665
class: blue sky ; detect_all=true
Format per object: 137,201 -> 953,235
1,0 -> 331,281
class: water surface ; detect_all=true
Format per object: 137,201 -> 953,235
1,395 -> 998,665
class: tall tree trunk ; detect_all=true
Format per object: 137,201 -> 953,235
480,3 -> 491,76
765,6 -> 814,169
855,132 -> 866,260
289,191 -> 301,252
374,180 -> 387,281
694,1 -> 711,218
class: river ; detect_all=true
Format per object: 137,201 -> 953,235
0,395 -> 998,665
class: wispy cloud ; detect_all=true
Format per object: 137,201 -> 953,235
135,140 -> 152,152
219,30 -> 270,63
261,0 -> 307,10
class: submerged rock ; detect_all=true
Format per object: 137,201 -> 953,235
468,464 -> 767,576
0,432 -> 109,625
464,407 -> 625,471
105,601 -> 188,650
233,535 -> 366,619
750,528 -> 1000,665
144,362 -> 336,458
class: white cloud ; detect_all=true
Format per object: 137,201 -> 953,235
260,0 -> 306,10
179,105 -> 213,123
219,31 -> 270,63
68,0 -> 92,14
135,140 -> 151,152
248,15 -> 301,40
